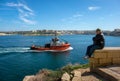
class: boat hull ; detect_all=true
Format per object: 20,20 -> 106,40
30,44 -> 71,52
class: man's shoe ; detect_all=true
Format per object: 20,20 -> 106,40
84,56 -> 89,59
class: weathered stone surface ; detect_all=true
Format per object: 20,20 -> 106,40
80,68 -> 107,81
23,69 -> 51,81
94,52 -> 107,58
113,58 -> 120,65
95,65 -> 120,81
94,47 -> 120,58
99,58 -> 112,65
99,47 -> 120,51
23,75 -> 35,81
72,70 -> 81,77
107,52 -> 120,58
89,57 -> 99,64
71,69 -> 82,81
72,77 -> 81,81
90,47 -> 120,70
90,47 -> 120,81
61,72 -> 70,81
35,69 -> 50,81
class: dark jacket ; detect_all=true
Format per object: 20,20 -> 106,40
93,34 -> 105,48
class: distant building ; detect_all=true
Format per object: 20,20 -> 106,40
110,28 -> 120,36
114,29 -> 120,32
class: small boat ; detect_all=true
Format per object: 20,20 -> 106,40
30,36 -> 73,52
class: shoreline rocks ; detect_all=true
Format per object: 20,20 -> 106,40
61,72 -> 70,81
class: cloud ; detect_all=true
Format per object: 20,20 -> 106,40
88,6 -> 100,11
19,15 -> 35,24
61,13 -> 83,23
73,14 -> 83,18
6,2 -> 18,7
6,2 -> 33,12
6,2 -> 36,24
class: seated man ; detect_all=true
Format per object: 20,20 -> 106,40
84,28 -> 105,59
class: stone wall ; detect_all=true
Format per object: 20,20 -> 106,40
90,47 -> 120,71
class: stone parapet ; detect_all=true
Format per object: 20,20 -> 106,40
90,47 -> 120,70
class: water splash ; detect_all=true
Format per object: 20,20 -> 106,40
0,47 -> 30,53
0,46 -> 73,54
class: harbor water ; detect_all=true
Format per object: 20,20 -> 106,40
0,35 -> 120,81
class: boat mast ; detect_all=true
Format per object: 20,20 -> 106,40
55,31 -> 58,37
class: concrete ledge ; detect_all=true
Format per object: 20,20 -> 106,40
90,47 -> 120,70
95,47 -> 120,51
94,47 -> 120,58
90,47 -> 120,81
94,65 -> 120,81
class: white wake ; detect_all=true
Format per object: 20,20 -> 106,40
0,47 -> 30,53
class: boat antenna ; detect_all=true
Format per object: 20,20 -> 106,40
55,31 -> 58,37
61,38 -> 68,43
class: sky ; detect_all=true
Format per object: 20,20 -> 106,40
0,0 -> 120,31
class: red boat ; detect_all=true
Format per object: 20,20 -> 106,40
30,36 -> 73,52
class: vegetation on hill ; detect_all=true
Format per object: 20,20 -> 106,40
1,29 -> 120,36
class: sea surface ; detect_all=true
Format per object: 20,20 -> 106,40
0,35 -> 120,81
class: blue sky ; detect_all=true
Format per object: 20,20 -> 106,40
0,0 -> 120,31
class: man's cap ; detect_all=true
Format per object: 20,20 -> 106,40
96,28 -> 101,32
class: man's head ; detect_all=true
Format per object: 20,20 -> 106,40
96,28 -> 102,34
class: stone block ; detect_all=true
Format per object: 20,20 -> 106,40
108,51 -> 120,58
72,70 -> 81,77
90,47 -> 120,71
99,58 -> 112,64
72,77 -> 81,81
61,72 -> 70,81
95,66 -> 120,81
99,58 -> 112,66
23,75 -> 35,81
112,58 -> 120,65
90,62 -> 100,71
94,52 -> 107,58
89,58 -> 99,64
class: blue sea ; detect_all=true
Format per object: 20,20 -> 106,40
0,35 -> 120,81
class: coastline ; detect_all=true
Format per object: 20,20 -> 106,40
23,63 -> 107,81
23,63 -> 90,81
0,33 -> 13,36
0,33 -> 8,36
0,29 -> 120,36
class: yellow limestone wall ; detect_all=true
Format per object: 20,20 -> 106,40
90,47 -> 120,70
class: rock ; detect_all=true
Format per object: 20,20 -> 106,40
61,72 -> 70,81
23,75 -> 35,81
71,70 -> 81,77
72,77 -> 81,81
35,69 -> 50,81
37,69 -> 50,75
71,70 -> 82,81
23,69 -> 51,81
